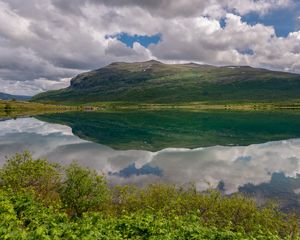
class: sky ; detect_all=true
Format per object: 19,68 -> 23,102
0,0 -> 300,95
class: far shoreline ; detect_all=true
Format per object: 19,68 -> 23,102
2,100 -> 300,119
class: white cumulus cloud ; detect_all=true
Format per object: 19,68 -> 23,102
0,0 -> 299,95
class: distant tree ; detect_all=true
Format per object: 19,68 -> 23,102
4,103 -> 12,111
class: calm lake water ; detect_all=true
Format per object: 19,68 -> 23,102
1,110 -> 300,212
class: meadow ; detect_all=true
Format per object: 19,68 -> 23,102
0,100 -> 77,118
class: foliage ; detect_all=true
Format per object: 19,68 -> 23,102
1,189 -> 290,240
0,152 -> 299,239
59,163 -> 110,217
0,189 -> 295,240
111,184 -> 299,238
0,151 -> 62,204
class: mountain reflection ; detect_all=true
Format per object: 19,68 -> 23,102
1,116 -> 300,212
37,110 -> 300,151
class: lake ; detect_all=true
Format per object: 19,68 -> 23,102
1,110 -> 300,213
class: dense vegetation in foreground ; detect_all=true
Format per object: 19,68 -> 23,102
32,60 -> 300,105
0,152 -> 299,239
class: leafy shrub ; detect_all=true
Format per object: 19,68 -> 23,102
112,184 -> 299,238
0,188 -> 74,239
0,189 -> 290,240
0,152 -> 299,239
59,162 -> 110,217
0,151 -> 61,204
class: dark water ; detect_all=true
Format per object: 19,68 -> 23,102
37,110 -> 300,151
1,110 -> 300,213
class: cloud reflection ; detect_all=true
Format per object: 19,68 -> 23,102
1,117 -> 300,194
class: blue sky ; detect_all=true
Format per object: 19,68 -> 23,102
106,33 -> 161,48
241,6 -> 300,37
109,3 -> 300,48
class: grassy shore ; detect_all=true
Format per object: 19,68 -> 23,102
68,100 -> 300,111
2,99 -> 300,120
0,100 -> 78,118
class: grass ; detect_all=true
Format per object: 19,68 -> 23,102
0,151 -> 299,239
70,101 -> 300,111
0,100 -> 78,118
5,97 -> 300,121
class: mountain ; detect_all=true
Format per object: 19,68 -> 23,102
32,60 -> 300,104
0,92 -> 31,101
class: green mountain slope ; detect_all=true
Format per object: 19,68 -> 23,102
32,60 -> 300,104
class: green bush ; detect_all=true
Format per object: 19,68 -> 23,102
0,151 -> 61,204
111,184 -> 299,238
0,189 -> 291,240
59,162 -> 110,217
0,152 -> 299,239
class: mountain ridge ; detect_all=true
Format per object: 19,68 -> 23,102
32,60 -> 300,104
0,92 -> 31,101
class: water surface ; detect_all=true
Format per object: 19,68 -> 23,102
37,110 -> 300,151
1,110 -> 300,212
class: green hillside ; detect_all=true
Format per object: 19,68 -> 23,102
32,60 -> 300,104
